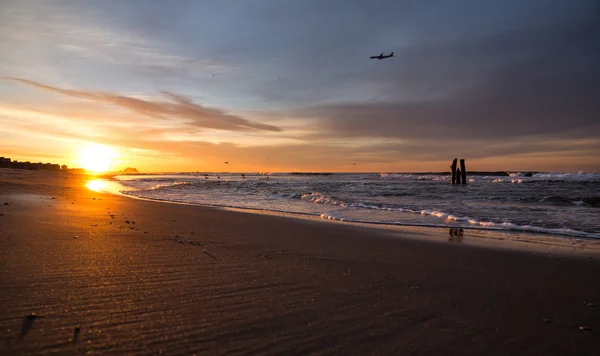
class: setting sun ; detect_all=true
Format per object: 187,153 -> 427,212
76,143 -> 119,173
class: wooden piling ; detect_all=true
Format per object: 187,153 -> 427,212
460,159 -> 467,184
450,158 -> 457,184
456,168 -> 462,184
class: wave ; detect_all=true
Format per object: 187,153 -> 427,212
145,181 -> 190,191
318,212 -> 600,239
298,192 -> 599,238
112,173 -> 599,239
119,186 -> 599,239
378,172 -> 600,183
290,172 -> 334,176
123,177 -> 600,208
510,172 -> 600,182
121,184 -> 600,239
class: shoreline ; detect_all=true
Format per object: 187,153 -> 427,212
91,176 -> 600,259
2,169 -> 600,355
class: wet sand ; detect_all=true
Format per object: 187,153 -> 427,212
1,169 -> 599,355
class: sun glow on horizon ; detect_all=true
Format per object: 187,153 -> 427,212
76,143 -> 119,173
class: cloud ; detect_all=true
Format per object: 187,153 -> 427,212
4,77 -> 282,132
289,16 -> 600,141
3,101 -> 598,172
0,2 -> 230,80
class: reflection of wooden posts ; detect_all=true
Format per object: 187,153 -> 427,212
450,158 -> 467,184
450,158 -> 457,184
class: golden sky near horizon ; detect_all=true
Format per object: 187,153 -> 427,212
1,1 -> 598,173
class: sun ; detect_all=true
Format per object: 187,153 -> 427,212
76,143 -> 119,173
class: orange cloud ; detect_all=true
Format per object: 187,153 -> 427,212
5,77 -> 281,132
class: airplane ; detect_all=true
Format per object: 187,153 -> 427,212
370,52 -> 394,60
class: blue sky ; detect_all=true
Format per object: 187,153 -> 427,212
1,0 -> 598,172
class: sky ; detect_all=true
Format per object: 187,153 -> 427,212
0,0 -> 598,172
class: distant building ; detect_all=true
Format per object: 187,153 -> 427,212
42,163 -> 60,172
0,155 -> 84,173
121,167 -> 139,174
0,157 -> 10,168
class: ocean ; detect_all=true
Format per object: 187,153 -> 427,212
112,172 -> 600,239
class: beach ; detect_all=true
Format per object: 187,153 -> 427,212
1,169 -> 599,355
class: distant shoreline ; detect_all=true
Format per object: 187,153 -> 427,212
109,171 -> 530,176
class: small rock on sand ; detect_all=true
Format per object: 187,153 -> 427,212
72,327 -> 81,343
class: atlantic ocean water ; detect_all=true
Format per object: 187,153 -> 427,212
114,172 -> 600,239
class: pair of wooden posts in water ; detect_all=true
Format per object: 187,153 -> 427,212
450,158 -> 467,184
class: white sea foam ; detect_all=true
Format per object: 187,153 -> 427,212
316,210 -> 600,239
509,172 -> 600,182
301,192 -> 347,207
299,192 -> 600,238
148,181 -> 189,190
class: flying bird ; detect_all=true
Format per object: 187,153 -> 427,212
224,161 -> 229,164
370,52 -> 394,60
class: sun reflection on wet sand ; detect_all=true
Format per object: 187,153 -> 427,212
86,179 -> 124,194
86,179 -> 108,192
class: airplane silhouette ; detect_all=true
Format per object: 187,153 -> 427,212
370,52 -> 394,60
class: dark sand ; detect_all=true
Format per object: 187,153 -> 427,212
1,169 -> 599,355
